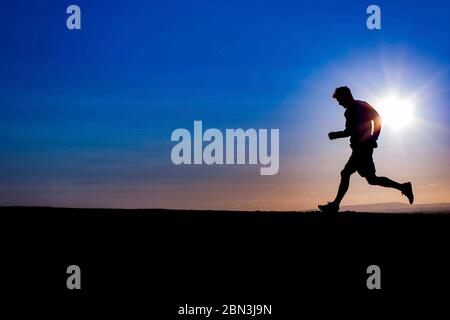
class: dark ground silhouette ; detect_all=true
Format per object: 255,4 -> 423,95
2,206 -> 449,316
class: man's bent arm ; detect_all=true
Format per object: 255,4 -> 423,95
329,129 -> 351,140
335,129 -> 351,138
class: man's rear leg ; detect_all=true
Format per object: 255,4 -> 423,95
365,174 -> 414,204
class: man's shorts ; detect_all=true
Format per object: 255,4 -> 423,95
342,146 -> 376,177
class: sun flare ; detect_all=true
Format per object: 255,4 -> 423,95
374,95 -> 415,130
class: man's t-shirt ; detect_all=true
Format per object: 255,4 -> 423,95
344,100 -> 381,149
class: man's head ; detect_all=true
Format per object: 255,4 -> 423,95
332,86 -> 355,108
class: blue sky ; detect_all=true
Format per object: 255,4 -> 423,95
0,0 -> 449,209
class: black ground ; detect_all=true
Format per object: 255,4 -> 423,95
2,207 -> 449,317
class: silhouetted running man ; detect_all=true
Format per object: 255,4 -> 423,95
318,86 -> 414,213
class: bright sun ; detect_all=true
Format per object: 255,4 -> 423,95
375,95 -> 415,130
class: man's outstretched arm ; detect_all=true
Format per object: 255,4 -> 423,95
371,110 -> 382,140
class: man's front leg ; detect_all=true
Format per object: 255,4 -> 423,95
318,170 -> 352,213
333,170 -> 352,206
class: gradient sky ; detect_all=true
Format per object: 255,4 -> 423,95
0,0 -> 449,210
